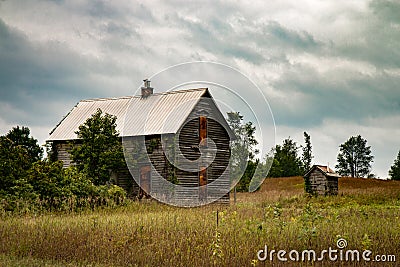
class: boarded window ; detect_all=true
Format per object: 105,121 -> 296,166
199,116 -> 208,200
199,116 -> 207,147
140,165 -> 151,198
199,166 -> 207,201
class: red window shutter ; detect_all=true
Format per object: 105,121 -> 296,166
140,165 -> 151,194
199,166 -> 207,186
199,116 -> 207,147
198,116 -> 208,200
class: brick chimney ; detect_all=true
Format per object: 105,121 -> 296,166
141,79 -> 153,98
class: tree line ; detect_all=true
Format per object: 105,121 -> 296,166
1,110 -> 400,211
0,111 -> 126,212
227,112 -> 400,191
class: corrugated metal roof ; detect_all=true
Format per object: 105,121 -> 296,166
304,165 -> 341,178
48,88 -> 208,141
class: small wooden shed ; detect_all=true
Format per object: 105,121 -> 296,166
46,81 -> 235,206
304,165 -> 340,195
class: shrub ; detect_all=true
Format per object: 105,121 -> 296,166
95,184 -> 126,207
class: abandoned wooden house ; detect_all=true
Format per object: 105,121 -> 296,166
304,165 -> 340,195
46,81 -> 235,206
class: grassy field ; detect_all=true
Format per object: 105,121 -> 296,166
1,177 -> 400,266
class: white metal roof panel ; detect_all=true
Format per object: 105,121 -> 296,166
47,89 -> 207,141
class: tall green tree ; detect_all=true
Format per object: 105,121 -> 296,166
227,111 -> 259,191
227,112 -> 259,159
27,161 -> 66,206
0,136 -> 32,196
389,150 -> 400,180
302,132 -> 313,172
336,135 -> 374,178
0,126 -> 42,199
71,109 -> 125,185
5,126 -> 43,164
268,137 -> 303,177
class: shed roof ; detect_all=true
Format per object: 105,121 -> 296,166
304,165 -> 341,178
48,88 -> 234,141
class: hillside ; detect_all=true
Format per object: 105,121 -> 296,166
237,176 -> 400,203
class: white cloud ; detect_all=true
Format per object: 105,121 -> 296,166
276,116 -> 400,178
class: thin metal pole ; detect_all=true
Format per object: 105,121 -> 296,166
234,186 -> 237,204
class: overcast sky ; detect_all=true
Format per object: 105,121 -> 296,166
1,0 -> 399,178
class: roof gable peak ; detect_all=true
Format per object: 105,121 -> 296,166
80,88 -> 208,103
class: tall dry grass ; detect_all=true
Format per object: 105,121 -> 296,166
0,177 -> 399,266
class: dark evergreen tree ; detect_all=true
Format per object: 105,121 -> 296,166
0,126 -> 41,199
302,131 -> 313,172
336,135 -> 374,178
0,136 -> 33,197
268,138 -> 303,177
389,150 -> 400,180
5,126 -> 43,164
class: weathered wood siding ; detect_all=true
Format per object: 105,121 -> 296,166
326,177 -> 338,195
128,96 -> 231,204
175,96 -> 231,204
52,95 -> 232,204
306,169 -> 338,196
111,168 -> 140,197
54,140 -> 141,195
145,134 -> 175,200
54,142 -> 74,168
